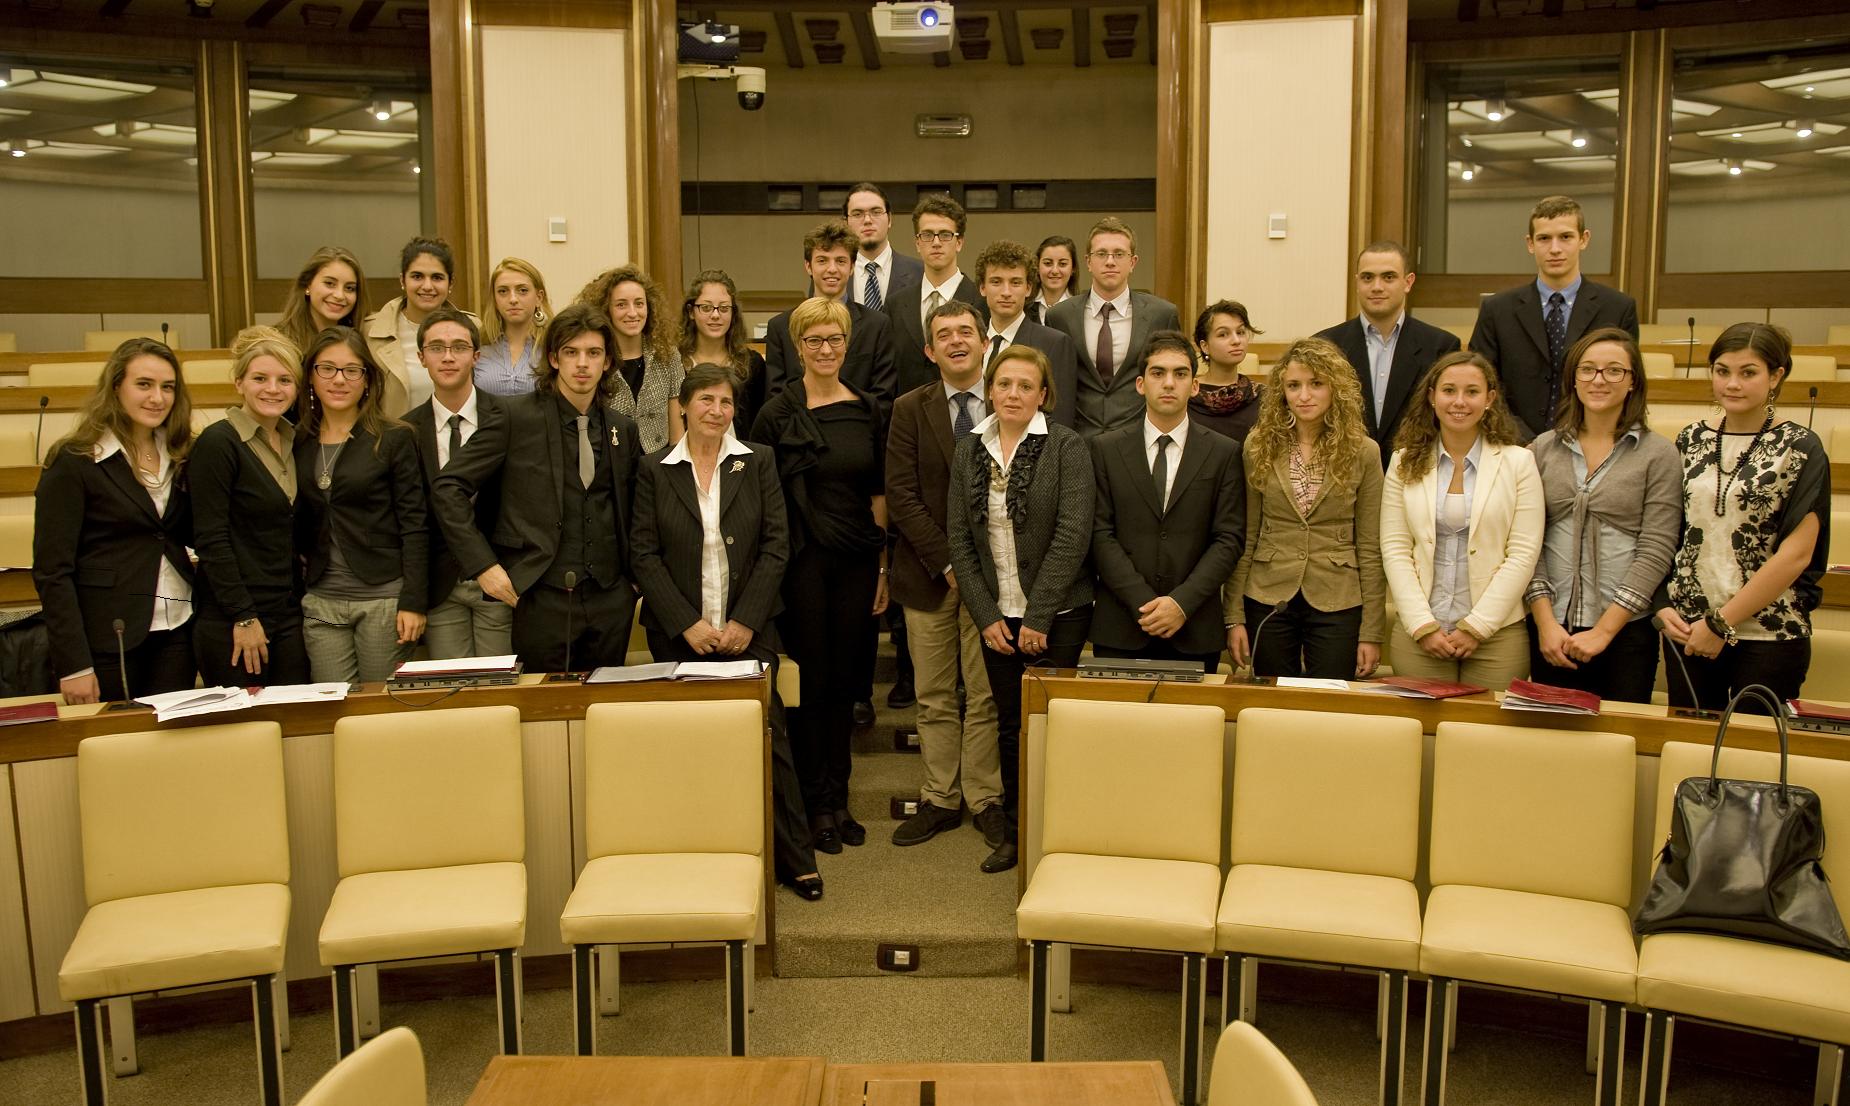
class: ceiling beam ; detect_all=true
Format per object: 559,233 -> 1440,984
1072,5 -> 1090,68
846,7 -> 882,70
244,0 -> 293,28
998,7 -> 1023,65
350,0 -> 384,32
772,8 -> 804,68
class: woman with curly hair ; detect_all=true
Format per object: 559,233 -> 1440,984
1223,337 -> 1384,679
577,264 -> 684,451
1380,350 -> 1542,690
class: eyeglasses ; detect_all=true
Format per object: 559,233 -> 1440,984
915,230 -> 961,244
313,363 -> 365,380
421,341 -> 475,357
693,303 -> 734,317
800,335 -> 848,352
1089,250 -> 1133,262
1573,364 -> 1632,382
847,207 -> 887,221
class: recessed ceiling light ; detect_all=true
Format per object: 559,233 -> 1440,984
1485,98 -> 1506,122
370,99 -> 391,121
1461,164 -> 1477,181
1793,118 -> 1816,138
1725,158 -> 1744,175
1570,129 -> 1589,148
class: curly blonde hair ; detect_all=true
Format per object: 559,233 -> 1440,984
1392,350 -> 1522,483
1244,337 -> 1368,489
575,264 -> 678,365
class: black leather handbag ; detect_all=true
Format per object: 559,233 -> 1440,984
1634,684 -> 1850,958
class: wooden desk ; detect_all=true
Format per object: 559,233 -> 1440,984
465,1054 -> 826,1106
822,1061 -> 1175,1106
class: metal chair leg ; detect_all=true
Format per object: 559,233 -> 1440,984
1029,940 -> 1050,1062
1221,953 -> 1240,1028
331,965 -> 359,1060
1585,1002 -> 1600,1075
74,999 -> 106,1106
1594,1001 -> 1624,1106
356,963 -> 381,1039
598,945 -> 620,1015
1638,1010 -> 1673,1106
1817,1042 -> 1845,1106
1381,970 -> 1408,1106
1240,956 -> 1258,1024
572,945 -> 596,1056
1420,977 -> 1454,1106
1049,942 -> 1073,1013
105,996 -> 137,1076
726,940 -> 749,1057
1180,954 -> 1206,1106
494,949 -> 522,1055
252,974 -> 284,1106
273,975 -> 290,1053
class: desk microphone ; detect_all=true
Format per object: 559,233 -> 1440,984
111,618 -> 130,704
160,323 -> 169,348
34,395 -> 48,465
547,570 -> 581,681
1684,317 -> 1696,378
1652,615 -> 1716,720
1241,600 -> 1290,684
1807,385 -> 1818,429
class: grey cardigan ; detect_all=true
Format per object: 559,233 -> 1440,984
1524,425 -> 1681,624
948,423 -> 1095,633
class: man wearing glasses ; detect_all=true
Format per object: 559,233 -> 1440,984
763,220 -> 898,416
886,194 -> 988,397
844,182 -> 923,311
405,306 -> 511,660
1044,216 -> 1181,437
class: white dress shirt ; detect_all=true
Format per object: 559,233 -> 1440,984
661,431 -> 755,628
974,410 -> 1049,619
1083,288 -> 1133,370
95,429 -> 192,633
1143,415 -> 1191,509
431,388 -> 480,469
984,313 -> 1026,372
855,244 -> 894,308
920,271 -> 963,332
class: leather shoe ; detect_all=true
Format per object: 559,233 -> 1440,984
980,841 -> 1018,873
834,810 -> 867,847
886,676 -> 916,708
973,805 -> 1010,849
811,817 -> 842,855
852,700 -> 876,728
780,874 -> 824,901
892,803 -> 962,846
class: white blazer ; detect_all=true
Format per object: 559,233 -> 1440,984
1380,440 -> 1544,642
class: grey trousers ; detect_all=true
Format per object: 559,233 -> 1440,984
302,593 -> 413,684
423,580 -> 514,660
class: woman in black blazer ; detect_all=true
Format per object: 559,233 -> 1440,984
190,326 -> 310,687
631,363 -> 822,900
294,326 -> 429,684
34,339 -> 197,704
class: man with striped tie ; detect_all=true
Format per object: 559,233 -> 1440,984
844,182 -> 923,313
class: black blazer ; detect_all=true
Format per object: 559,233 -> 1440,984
1313,314 -> 1462,459
998,319 -> 1081,431
189,419 -> 297,623
1044,291 -> 1184,438
33,446 -> 194,678
885,273 -> 988,398
432,389 -> 643,595
1088,421 -> 1246,656
405,390 -> 506,608
294,425 -> 429,614
1469,279 -> 1639,438
762,301 -> 898,417
631,441 -> 788,644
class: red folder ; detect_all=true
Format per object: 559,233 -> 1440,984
0,701 -> 59,726
1360,676 -> 1487,699
1503,679 -> 1601,715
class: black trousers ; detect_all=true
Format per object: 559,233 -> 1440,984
1091,640 -> 1220,674
983,605 -> 1092,815
1663,634 -> 1810,714
1246,593 -> 1362,680
647,630 -> 818,880
194,608 -> 310,688
1528,616 -> 1659,704
93,624 -> 195,702
777,544 -> 880,818
512,578 -> 637,674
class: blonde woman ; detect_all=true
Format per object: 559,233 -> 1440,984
576,264 -> 685,451
1224,337 -> 1384,679
1380,351 -> 1543,690
477,257 -> 551,397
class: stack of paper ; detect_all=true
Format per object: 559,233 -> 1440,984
1501,679 -> 1600,715
1356,676 -> 1487,700
134,686 -> 251,723
586,659 -> 765,684
393,655 -> 520,679
251,683 -> 351,706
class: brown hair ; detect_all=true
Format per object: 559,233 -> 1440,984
296,326 -> 404,456
678,362 -> 739,407
801,220 -> 859,263
1708,322 -> 1793,400
1553,326 -> 1649,438
1086,216 -> 1138,256
1392,350 -> 1521,483
575,264 -> 678,364
1244,337 -> 1369,491
1528,195 -> 1585,235
984,344 -> 1055,412
532,304 -> 620,407
481,257 -> 552,344
1192,300 -> 1265,349
278,246 -> 369,353
54,338 -> 195,464
678,269 -> 752,379
912,193 -> 967,236
416,305 -> 480,350
974,239 -> 1034,285
1357,240 -> 1412,271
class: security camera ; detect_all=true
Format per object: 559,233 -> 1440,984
735,67 -> 765,111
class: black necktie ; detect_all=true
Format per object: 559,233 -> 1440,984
986,335 -> 1005,371
1028,301 -> 1042,324
1545,291 -> 1568,416
446,414 -> 462,468
1153,434 -> 1172,511
952,391 -> 975,438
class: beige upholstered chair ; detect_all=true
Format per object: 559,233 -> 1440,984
0,515 -> 32,569
184,357 -> 235,384
1440,324 -> 1474,348
1831,512 -> 1850,566
84,329 -> 162,351
320,705 -> 526,1058
0,331 -> 14,353
1787,354 -> 1837,383
1017,698 -> 1226,1106
297,1026 -> 426,1106
58,722 -> 290,1106
1419,722 -> 1636,1105
27,361 -> 107,388
1208,1021 -> 1320,1106
1218,708 -> 1422,1106
0,429 -> 38,468
1803,630 -> 1850,702
1828,324 -> 1850,347
1641,352 -> 1676,379
563,699 -> 764,1057
1636,741 -> 1850,1105
1640,323 -> 1723,345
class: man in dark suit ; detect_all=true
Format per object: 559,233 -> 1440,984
1469,194 -> 1639,437
763,220 -> 898,416
885,300 -> 1014,873
885,194 -> 987,398
404,306 -> 511,660
1044,216 -> 1183,438
1314,240 -> 1462,461
432,303 -> 642,674
844,181 -> 923,312
1089,332 -> 1245,671
973,239 -> 1080,429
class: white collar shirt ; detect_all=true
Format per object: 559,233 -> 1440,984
431,388 -> 480,470
984,314 -> 1026,371
1084,287 -> 1133,372
94,429 -> 191,635
1143,416 -> 1191,508
856,244 -> 894,308
662,431 -> 755,628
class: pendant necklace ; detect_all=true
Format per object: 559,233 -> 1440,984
318,438 -> 349,491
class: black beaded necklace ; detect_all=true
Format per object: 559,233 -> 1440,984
1711,409 -> 1774,516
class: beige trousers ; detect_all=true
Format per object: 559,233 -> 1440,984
1388,620 -> 1530,692
903,586 -> 1002,812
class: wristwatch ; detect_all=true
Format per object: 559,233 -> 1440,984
1703,610 -> 1738,647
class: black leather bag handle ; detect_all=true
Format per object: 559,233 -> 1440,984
1708,683 -> 1790,802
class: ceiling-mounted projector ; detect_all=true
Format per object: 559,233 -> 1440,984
871,2 -> 955,54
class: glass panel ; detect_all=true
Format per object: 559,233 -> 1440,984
1417,57 -> 1623,274
0,55 -> 202,278
247,70 -> 430,283
1665,41 -> 1850,273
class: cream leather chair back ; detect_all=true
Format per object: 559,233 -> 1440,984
77,722 -> 288,906
1787,354 -> 1836,383
1654,741 -> 1850,893
184,357 -> 236,385
297,1026 -> 426,1106
1833,426 -> 1850,464
584,699 -> 764,859
1829,324 -> 1850,347
0,331 -> 15,353
1231,708 -> 1422,880
1831,512 -> 1850,566
27,361 -> 107,388
0,429 -> 38,467
84,329 -> 162,351
1641,352 -> 1675,379
333,705 -> 525,877
1042,699 -> 1223,865
1802,630 -> 1850,702
0,515 -> 31,569
1207,1021 -> 1319,1106
1429,722 -> 1634,908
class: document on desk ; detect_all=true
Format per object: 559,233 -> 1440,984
394,655 -> 519,677
251,683 -> 352,706
1274,677 -> 1351,691
585,659 -> 765,684
134,686 -> 251,722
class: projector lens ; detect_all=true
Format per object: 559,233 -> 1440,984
920,7 -> 938,26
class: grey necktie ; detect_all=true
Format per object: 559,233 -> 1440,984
575,415 -> 594,486
1153,433 -> 1172,511
924,290 -> 942,331
446,414 -> 462,468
